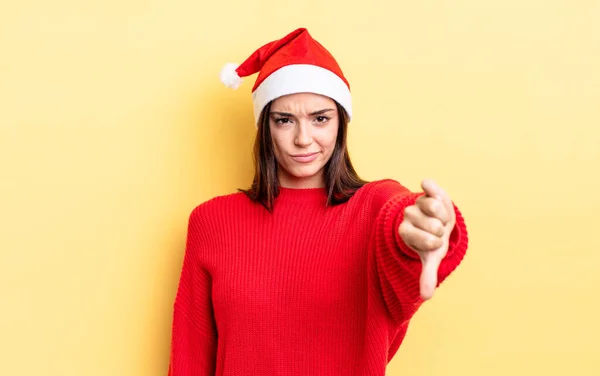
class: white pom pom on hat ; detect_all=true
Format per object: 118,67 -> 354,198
219,62 -> 243,90
218,27 -> 352,125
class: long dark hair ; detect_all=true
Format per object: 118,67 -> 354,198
240,99 -> 368,212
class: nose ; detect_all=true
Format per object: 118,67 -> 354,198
294,121 -> 313,147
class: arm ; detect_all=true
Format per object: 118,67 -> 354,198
167,207 -> 217,376
369,180 -> 468,325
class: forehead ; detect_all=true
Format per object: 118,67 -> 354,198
271,93 -> 336,111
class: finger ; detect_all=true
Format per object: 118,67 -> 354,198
399,220 -> 444,252
432,185 -> 456,225
415,196 -> 450,225
421,179 -> 441,199
404,204 -> 445,237
419,254 -> 441,300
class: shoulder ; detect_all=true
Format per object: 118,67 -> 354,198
188,191 -> 251,225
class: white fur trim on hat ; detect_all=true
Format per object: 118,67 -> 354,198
251,64 -> 352,125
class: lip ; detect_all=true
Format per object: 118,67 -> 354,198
290,152 -> 319,163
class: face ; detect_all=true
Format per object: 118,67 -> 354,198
269,93 -> 339,189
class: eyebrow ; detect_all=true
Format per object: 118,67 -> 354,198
270,108 -> 335,117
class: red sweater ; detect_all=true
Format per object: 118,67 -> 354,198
167,179 -> 468,375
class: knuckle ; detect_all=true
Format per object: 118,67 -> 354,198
398,222 -> 410,237
429,221 -> 442,236
429,200 -> 441,216
403,205 -> 416,218
426,235 -> 441,250
423,217 -> 434,229
435,219 -> 445,235
423,236 -> 435,250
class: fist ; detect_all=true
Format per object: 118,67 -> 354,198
398,179 -> 456,300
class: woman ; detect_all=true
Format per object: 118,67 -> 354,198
168,27 -> 468,376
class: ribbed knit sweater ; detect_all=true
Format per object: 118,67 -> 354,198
168,179 -> 468,376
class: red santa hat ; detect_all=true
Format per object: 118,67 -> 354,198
219,27 -> 352,124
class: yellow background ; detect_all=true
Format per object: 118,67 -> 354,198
1,0 -> 598,375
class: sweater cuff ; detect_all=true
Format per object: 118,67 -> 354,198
439,203 -> 469,279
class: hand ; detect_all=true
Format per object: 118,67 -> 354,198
398,179 -> 456,300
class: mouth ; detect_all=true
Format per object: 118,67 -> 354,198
291,152 -> 319,157
290,152 -> 320,163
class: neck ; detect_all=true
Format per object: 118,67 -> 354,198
278,170 -> 325,189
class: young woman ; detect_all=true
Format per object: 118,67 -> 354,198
167,27 -> 469,376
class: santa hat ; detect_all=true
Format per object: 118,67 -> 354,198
219,27 -> 352,124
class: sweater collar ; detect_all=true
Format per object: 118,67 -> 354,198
276,186 -> 328,203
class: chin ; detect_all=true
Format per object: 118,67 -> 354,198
289,169 -> 319,179
286,164 -> 324,180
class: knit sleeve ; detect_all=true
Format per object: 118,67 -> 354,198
167,206 -> 218,376
368,180 -> 469,325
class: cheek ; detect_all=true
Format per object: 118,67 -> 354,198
269,132 -> 284,154
320,129 -> 338,154
270,132 -> 292,163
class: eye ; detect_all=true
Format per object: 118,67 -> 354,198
274,117 -> 292,125
315,116 -> 330,124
